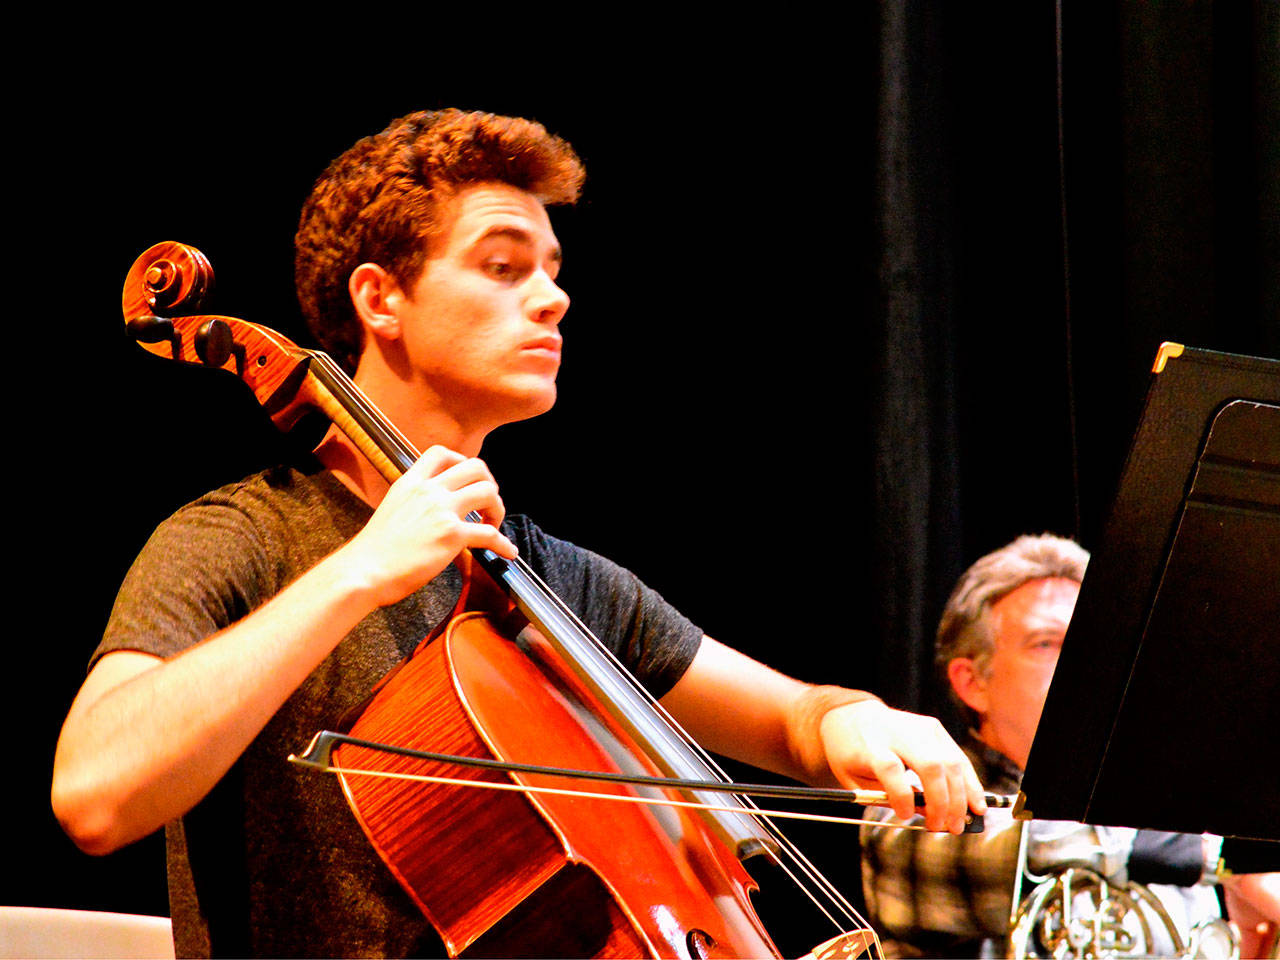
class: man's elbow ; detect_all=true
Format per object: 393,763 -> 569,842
50,772 -> 139,857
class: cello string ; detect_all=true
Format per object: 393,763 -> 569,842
754,834 -> 857,933
311,352 -> 420,470
743,793 -> 871,932
754,807 -> 869,931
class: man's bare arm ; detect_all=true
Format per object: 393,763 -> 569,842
660,636 -> 987,834
52,448 -> 516,855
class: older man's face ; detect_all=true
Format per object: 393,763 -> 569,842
970,577 -> 1079,769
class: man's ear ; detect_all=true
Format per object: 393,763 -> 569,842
349,263 -> 405,341
947,658 -> 989,717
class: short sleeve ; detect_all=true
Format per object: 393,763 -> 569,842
94,497 -> 276,668
502,515 -> 703,697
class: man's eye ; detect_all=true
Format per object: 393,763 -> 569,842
483,258 -> 531,282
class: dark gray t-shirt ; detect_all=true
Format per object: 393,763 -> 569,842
94,464 -> 703,957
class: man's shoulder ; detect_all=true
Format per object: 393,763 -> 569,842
121,465 -> 366,588
183,462 -> 337,509
169,464 -> 364,532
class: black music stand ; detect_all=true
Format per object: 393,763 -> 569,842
1017,344 -> 1280,852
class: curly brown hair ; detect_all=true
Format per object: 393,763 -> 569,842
294,108 -> 585,372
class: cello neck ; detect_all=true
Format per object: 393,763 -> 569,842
303,350 -> 419,484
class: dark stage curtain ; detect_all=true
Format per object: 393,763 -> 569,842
862,0 -> 1071,724
860,0 -> 1278,731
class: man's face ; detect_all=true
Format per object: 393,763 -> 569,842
391,181 -> 569,432
963,577 -> 1080,769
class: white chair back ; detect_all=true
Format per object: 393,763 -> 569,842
0,906 -> 174,959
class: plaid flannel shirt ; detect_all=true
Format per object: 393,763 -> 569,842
859,737 -> 1024,957
858,735 -> 1221,958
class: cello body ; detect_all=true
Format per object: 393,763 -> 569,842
335,593 -> 780,958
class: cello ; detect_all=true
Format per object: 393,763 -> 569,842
122,241 -> 903,959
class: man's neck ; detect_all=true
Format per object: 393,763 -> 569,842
312,413 -> 492,508
971,726 -> 1026,775
357,332 -> 497,440
315,357 -> 493,505
313,428 -> 390,506
965,729 -> 1025,793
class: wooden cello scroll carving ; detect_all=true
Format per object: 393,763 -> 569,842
120,242 -> 882,960
123,241 -> 309,426
121,242 -> 405,483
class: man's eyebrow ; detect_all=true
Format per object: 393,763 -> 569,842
474,225 -> 562,261
1018,621 -> 1069,642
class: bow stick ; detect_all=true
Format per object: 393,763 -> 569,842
291,730 -> 1008,833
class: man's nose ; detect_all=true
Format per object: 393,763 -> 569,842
528,270 -> 569,324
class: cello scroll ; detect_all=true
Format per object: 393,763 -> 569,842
121,241 -> 404,482
122,241 -> 314,432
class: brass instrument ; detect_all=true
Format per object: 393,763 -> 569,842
1007,824 -> 1239,959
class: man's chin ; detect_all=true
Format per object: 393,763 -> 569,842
503,385 -> 558,424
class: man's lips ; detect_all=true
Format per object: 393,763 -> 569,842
521,336 -> 563,359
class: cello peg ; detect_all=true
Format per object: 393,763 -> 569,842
126,314 -> 176,344
126,315 -> 181,358
195,318 -> 234,368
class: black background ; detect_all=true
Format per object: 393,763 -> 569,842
10,5 -> 1276,954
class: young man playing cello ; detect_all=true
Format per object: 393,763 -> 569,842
52,108 -> 985,957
